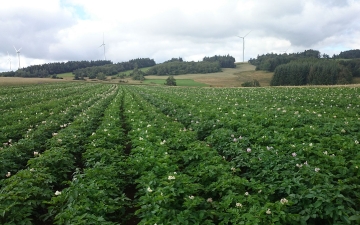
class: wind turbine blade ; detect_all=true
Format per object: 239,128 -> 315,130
18,47 -> 22,52
244,30 -> 252,38
14,46 -> 17,51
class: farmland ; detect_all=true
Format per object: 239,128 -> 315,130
0,83 -> 360,224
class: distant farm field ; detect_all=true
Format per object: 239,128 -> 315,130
0,77 -> 68,86
142,79 -> 208,87
144,63 -> 272,87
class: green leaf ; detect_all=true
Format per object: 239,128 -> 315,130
349,215 -> 360,221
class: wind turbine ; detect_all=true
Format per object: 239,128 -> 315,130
99,33 -> 106,60
237,30 -> 252,62
7,51 -> 11,70
280,47 -> 290,54
14,46 -> 22,69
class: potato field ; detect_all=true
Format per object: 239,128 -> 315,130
0,83 -> 360,225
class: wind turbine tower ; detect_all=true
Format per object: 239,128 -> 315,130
237,31 -> 252,62
280,47 -> 290,54
14,46 -> 22,69
99,33 -> 106,60
7,51 -> 11,70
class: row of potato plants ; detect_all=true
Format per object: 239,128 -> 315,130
0,85 -> 118,225
0,83 -> 104,144
45,88 -> 129,224
0,82 -> 88,111
0,84 -> 114,184
124,87 -> 292,224
130,86 -> 360,224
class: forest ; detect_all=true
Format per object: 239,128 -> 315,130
249,49 -> 360,86
73,58 -> 155,80
144,55 -> 235,76
0,60 -> 112,77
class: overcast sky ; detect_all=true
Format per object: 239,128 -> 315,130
0,0 -> 359,72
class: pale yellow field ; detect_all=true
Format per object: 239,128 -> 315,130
0,77 -> 69,86
145,63 -> 272,87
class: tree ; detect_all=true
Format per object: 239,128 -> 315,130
165,76 -> 176,86
130,67 -> 145,81
96,72 -> 107,80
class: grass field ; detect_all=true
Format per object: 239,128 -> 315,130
142,79 -> 208,87
144,63 -> 271,87
57,72 -> 74,79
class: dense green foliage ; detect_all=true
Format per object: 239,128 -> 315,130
249,49 -> 321,72
334,49 -> 360,59
241,79 -> 261,87
1,83 -> 359,224
165,76 -> 176,86
339,59 -> 360,77
73,58 -> 155,80
203,55 -> 236,68
271,59 -> 352,86
129,67 -> 146,81
0,60 -> 111,78
163,57 -> 183,63
145,61 -> 221,75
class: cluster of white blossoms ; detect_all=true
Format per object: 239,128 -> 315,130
236,203 -> 242,208
55,190 -> 61,196
280,198 -> 288,204
188,195 -> 194,199
231,167 -> 236,172
160,140 -> 166,145
266,208 -> 272,214
6,172 -> 11,177
34,151 -> 39,156
168,176 -> 175,180
207,198 -> 213,203
147,187 -> 153,193
315,168 -> 320,172
52,133 -> 58,136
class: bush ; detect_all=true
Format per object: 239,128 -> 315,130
241,79 -> 261,87
165,76 -> 177,86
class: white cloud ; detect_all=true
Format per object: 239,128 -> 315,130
0,0 -> 359,72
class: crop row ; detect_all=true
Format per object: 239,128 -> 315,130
0,83 -> 106,143
44,88 -> 129,224
123,87 -> 291,224
0,82 -> 89,111
128,86 -> 360,224
0,83 -> 359,224
0,85 -> 118,224
0,84 -> 116,184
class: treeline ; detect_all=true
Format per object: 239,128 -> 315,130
145,61 -> 221,75
0,60 -> 112,77
338,59 -> 360,77
249,49 -> 321,72
333,49 -> 360,59
203,55 -> 236,68
271,59 -> 352,86
144,55 -> 235,76
74,58 -> 155,80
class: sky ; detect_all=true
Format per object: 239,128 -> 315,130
0,0 -> 359,72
